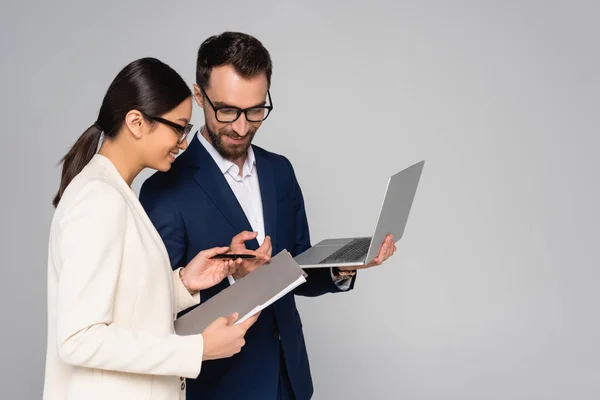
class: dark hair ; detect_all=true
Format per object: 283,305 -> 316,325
196,31 -> 273,89
52,57 -> 191,207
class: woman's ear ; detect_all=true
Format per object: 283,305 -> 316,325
124,110 -> 145,139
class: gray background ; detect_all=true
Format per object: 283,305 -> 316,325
1,0 -> 598,399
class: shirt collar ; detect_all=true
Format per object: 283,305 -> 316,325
197,128 -> 256,178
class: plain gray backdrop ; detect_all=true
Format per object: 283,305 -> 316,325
1,0 -> 598,399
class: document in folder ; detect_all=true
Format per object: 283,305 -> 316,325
175,250 -> 307,336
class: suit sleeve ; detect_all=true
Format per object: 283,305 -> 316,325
282,158 -> 357,297
56,181 -> 204,379
140,181 -> 200,314
139,180 -> 187,271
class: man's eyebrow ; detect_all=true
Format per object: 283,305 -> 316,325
214,100 -> 267,108
213,101 -> 237,108
177,117 -> 189,124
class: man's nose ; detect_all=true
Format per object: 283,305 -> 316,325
231,113 -> 250,137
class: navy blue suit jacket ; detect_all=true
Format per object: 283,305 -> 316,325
139,134 -> 356,400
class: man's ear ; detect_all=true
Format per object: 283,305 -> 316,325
124,110 -> 145,139
193,84 -> 205,109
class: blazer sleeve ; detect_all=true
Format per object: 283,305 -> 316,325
55,180 -> 204,379
282,157 -> 357,297
172,268 -> 201,314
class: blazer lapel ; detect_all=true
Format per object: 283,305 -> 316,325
92,155 -> 173,268
188,135 -> 256,242
254,148 -> 278,252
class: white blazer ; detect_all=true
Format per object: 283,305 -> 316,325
43,154 -> 204,400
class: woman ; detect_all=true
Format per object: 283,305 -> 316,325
43,57 -> 261,400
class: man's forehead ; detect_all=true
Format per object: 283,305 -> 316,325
208,65 -> 268,107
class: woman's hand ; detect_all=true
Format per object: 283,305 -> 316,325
201,312 -> 261,360
180,247 -> 241,292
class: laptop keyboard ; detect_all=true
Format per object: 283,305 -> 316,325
319,238 -> 372,264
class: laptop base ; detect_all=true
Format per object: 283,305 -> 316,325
294,237 -> 369,268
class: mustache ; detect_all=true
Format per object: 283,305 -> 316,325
220,128 -> 256,140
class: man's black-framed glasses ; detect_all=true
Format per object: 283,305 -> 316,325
144,115 -> 193,144
200,86 -> 273,123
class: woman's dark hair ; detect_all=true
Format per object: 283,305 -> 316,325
52,57 -> 191,207
196,31 -> 273,89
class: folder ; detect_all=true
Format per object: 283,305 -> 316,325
175,250 -> 307,335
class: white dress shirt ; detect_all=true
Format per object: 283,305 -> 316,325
198,133 -> 265,245
198,131 -> 352,290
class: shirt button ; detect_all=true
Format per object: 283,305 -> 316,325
274,330 -> 281,340
181,382 -> 186,390
180,377 -> 184,381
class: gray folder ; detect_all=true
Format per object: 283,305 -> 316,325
175,250 -> 307,336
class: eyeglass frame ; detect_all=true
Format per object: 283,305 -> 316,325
199,86 -> 274,123
143,114 -> 193,144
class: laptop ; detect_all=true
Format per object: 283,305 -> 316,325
294,160 -> 424,268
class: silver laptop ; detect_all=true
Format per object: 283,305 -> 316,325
294,160 -> 424,268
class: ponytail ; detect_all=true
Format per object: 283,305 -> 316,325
52,124 -> 103,207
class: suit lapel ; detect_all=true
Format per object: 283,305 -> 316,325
188,135 -> 256,243
254,148 -> 278,252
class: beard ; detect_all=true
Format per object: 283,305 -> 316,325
205,123 -> 257,161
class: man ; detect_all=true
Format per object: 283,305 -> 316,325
140,32 -> 396,400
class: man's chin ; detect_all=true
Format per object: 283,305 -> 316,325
223,144 -> 250,160
207,126 -> 255,161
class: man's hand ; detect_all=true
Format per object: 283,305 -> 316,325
228,231 -> 272,279
339,234 -> 397,271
